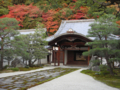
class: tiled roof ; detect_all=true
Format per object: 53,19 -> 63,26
46,19 -> 95,41
18,28 -> 46,35
18,29 -> 35,34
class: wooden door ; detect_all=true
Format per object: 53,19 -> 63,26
59,49 -> 64,63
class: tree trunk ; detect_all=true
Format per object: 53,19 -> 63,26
106,58 -> 114,76
29,60 -> 32,67
105,48 -> 114,75
26,60 -> 28,65
0,53 -> 3,70
107,62 -> 114,75
8,60 -> 10,66
0,39 -> 4,70
23,58 -> 25,64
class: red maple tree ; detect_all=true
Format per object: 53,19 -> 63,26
0,3 -> 42,27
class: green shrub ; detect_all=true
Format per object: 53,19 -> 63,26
81,69 -> 93,73
9,67 -> 19,71
100,70 -> 110,75
99,65 -> 110,75
25,65 -> 29,68
90,59 -> 101,66
99,64 -> 108,71
3,65 -> 9,69
32,64 -> 44,67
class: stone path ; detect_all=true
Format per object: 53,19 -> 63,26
0,67 -> 77,90
28,68 -> 119,90
0,67 -> 55,78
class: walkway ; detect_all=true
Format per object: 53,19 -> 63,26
0,66 -> 55,78
28,68 -> 119,90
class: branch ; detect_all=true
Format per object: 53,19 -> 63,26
32,58 -> 37,65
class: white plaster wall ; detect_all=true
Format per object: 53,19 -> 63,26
64,50 -> 67,65
41,58 -> 47,64
3,57 -> 48,66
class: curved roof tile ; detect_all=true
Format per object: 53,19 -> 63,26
47,19 -> 95,41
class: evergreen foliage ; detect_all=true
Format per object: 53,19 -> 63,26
83,14 -> 120,75
0,0 -> 12,16
0,18 -> 19,70
75,0 -> 116,18
16,23 -> 48,67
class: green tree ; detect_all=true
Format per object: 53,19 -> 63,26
12,35 -> 29,65
0,0 -> 12,16
33,24 -> 48,66
4,49 -> 14,66
83,14 -> 120,75
12,0 -> 26,4
75,0 -> 116,18
18,23 -> 48,67
0,18 -> 19,70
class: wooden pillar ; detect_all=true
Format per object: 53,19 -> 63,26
55,51 -> 57,66
58,46 -> 60,66
53,50 -> 56,66
63,49 -> 65,65
53,51 -> 56,66
88,46 -> 90,66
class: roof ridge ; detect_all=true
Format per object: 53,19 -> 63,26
54,21 -> 66,37
62,19 -> 95,23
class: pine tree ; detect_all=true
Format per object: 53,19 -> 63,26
11,35 -> 29,65
33,23 -> 48,66
0,18 -> 19,70
83,14 -> 120,75
17,23 -> 48,67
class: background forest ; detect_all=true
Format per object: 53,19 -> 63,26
0,0 -> 120,35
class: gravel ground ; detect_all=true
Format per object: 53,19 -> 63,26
28,68 -> 119,90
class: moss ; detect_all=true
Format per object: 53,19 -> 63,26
23,81 -> 28,84
81,69 -> 120,89
19,67 -> 42,71
8,67 -> 19,71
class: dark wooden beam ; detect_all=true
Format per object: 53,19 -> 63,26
60,42 -> 85,46
48,34 -> 92,46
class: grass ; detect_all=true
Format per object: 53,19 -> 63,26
81,69 -> 120,89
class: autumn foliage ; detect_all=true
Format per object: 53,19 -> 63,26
42,6 -> 88,34
0,0 -> 120,35
0,3 -> 42,27
0,0 -> 90,35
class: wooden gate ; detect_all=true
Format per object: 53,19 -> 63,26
59,49 -> 64,64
